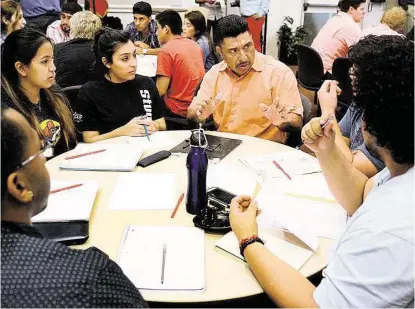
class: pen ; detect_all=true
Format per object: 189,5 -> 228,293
143,125 -> 150,141
273,160 -> 292,180
50,183 -> 83,194
65,149 -> 106,160
171,193 -> 185,218
161,244 -> 166,284
295,115 -> 335,150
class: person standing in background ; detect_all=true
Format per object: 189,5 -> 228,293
19,0 -> 61,33
195,0 -> 223,39
237,0 -> 269,52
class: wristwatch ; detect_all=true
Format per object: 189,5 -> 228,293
142,48 -> 148,55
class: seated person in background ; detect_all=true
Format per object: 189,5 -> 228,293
361,6 -> 407,38
74,27 -> 166,143
156,10 -> 205,119
229,35 -> 414,308
1,107 -> 148,308
125,1 -> 160,55
188,15 -> 303,144
317,79 -> 385,177
54,11 -> 102,88
46,2 -> 83,44
101,16 -> 123,30
183,10 -> 217,71
311,0 -> 365,73
1,0 -> 26,45
1,28 -> 77,156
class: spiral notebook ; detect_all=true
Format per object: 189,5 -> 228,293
117,226 -> 205,291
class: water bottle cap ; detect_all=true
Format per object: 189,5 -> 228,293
189,127 -> 208,148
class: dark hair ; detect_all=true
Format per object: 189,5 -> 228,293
1,28 -> 77,149
93,27 -> 131,75
213,15 -> 249,46
155,10 -> 182,35
184,11 -> 206,40
349,35 -> 414,164
101,16 -> 123,30
1,0 -> 22,34
133,1 -> 152,17
338,0 -> 365,12
61,2 -> 83,15
1,107 -> 27,200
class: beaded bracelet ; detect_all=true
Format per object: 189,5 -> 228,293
239,235 -> 264,258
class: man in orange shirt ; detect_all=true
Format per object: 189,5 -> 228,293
187,15 -> 303,144
155,10 -> 205,119
311,0 -> 365,73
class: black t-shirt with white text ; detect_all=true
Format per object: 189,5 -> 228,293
74,75 -> 163,134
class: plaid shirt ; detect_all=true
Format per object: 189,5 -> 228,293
125,19 -> 160,49
46,20 -> 70,44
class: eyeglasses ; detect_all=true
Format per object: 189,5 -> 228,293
15,138 -> 54,171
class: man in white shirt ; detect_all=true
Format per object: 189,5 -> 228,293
229,35 -> 414,307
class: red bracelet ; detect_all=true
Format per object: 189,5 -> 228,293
239,235 -> 264,258
239,235 -> 259,247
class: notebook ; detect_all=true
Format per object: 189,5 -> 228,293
170,134 -> 242,160
117,226 -> 205,290
125,132 -> 176,150
108,173 -> 177,210
59,143 -> 143,172
216,231 -> 313,270
32,180 -> 99,245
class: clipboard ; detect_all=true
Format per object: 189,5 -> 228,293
169,134 -> 242,160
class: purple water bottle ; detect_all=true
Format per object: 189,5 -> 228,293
186,126 -> 208,215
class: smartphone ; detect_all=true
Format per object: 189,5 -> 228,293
207,187 -> 236,209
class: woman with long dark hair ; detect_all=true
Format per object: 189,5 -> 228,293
1,27 -> 77,156
183,10 -> 217,71
1,0 -> 26,44
74,27 -> 166,143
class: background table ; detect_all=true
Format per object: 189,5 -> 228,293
46,131 -> 334,304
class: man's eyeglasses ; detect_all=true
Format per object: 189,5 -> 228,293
15,138 -> 54,171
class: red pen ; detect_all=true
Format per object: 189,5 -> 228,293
171,193 -> 185,218
50,183 -> 83,194
273,160 -> 292,180
65,149 -> 106,160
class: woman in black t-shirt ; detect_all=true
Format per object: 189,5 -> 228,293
74,27 -> 167,143
1,28 -> 77,156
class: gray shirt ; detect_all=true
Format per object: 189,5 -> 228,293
339,103 -> 385,171
314,167 -> 414,307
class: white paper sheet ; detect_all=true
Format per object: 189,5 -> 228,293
136,55 -> 157,77
118,226 -> 205,290
32,180 -> 98,222
207,164 -> 258,196
59,143 -> 143,172
108,173 -> 177,210
125,132 -> 176,150
216,231 -> 313,270
240,150 -> 322,179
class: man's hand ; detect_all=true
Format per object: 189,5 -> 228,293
134,41 -> 150,49
189,93 -> 223,121
253,13 -> 261,19
301,115 -> 336,154
260,97 -> 287,127
229,196 -> 261,243
318,80 -> 341,116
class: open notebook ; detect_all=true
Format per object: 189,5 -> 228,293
59,143 -> 143,172
117,226 -> 205,291
216,231 -> 313,270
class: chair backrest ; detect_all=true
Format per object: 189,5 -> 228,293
62,85 -> 82,110
332,57 -> 353,107
296,44 -> 326,88
300,93 -> 313,125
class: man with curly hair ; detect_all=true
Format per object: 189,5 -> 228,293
228,35 -> 414,307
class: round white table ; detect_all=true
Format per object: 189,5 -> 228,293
46,131 -> 333,304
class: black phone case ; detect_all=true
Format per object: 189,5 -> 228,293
137,150 -> 171,167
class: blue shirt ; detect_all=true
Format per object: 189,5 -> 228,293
339,103 -> 385,171
314,167 -> 414,307
20,0 -> 60,18
196,35 -> 216,71
240,0 -> 269,18
124,19 -> 160,49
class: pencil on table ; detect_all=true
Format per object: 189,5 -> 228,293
171,193 -> 185,218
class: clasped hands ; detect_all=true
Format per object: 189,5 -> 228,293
119,116 -> 158,137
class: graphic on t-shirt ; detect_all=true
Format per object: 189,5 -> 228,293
40,119 -> 62,145
140,89 -> 153,119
